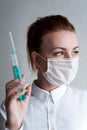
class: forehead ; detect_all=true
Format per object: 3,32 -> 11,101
40,31 -> 78,52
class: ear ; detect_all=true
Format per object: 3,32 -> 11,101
31,51 -> 40,69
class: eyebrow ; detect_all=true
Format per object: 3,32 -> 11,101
52,46 -> 79,50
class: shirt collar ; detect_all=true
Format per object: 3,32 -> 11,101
32,81 -> 67,104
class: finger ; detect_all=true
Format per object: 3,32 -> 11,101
22,85 -> 31,103
24,85 -> 32,100
22,74 -> 26,79
7,88 -> 28,102
6,83 -> 30,99
5,78 -> 25,91
5,74 -> 26,88
25,85 -> 31,96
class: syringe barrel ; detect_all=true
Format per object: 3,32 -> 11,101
11,53 -> 21,79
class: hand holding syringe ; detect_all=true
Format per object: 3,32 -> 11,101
9,32 -> 26,101
4,32 -> 31,129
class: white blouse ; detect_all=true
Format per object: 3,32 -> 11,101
0,82 -> 87,130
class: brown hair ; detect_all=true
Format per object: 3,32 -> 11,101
27,15 -> 75,71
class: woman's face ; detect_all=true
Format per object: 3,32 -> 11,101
35,30 -> 79,71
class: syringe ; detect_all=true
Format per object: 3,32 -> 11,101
9,32 -> 26,101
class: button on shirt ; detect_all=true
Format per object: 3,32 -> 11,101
1,82 -> 87,130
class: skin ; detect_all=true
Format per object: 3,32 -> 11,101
32,30 -> 79,91
5,75 -> 31,130
5,30 -> 79,129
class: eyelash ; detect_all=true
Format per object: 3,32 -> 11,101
72,51 -> 79,55
54,51 -> 79,56
54,52 -> 64,56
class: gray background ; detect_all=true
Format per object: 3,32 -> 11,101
0,0 -> 87,104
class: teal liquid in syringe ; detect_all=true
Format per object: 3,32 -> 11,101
13,66 -> 21,79
9,32 -> 26,101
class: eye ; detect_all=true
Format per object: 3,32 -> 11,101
72,50 -> 79,55
54,51 -> 64,56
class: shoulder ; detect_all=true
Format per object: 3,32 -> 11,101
0,101 -> 5,112
67,85 -> 87,96
66,85 -> 87,104
0,100 -> 7,120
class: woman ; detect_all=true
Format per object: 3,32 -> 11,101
0,15 -> 87,130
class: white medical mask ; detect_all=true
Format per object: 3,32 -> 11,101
39,54 -> 79,86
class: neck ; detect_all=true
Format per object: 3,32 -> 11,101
35,72 -> 59,92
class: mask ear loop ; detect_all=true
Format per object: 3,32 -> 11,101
37,53 -> 47,62
37,53 -> 48,72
